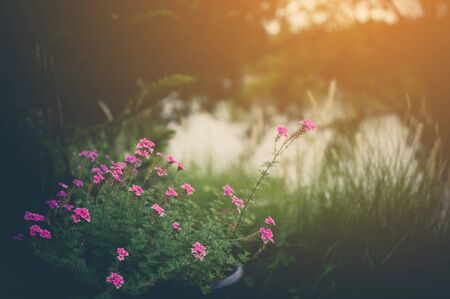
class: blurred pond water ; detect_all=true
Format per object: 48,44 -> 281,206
168,90 -> 425,191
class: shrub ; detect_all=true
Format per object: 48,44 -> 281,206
17,121 -> 315,297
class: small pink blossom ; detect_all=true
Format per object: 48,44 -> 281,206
92,174 -> 105,184
73,179 -> 84,188
135,137 -> 155,158
29,225 -> 42,237
181,183 -> 195,195
12,233 -> 24,241
129,185 -> 144,197
165,187 -> 178,197
265,216 -> 276,226
91,167 -> 103,176
232,195 -> 244,210
177,162 -> 185,171
39,229 -> 52,239
300,119 -> 316,131
24,211 -> 45,222
46,199 -> 59,209
100,164 -> 110,173
166,155 -> 177,164
106,272 -> 125,289
124,153 -> 139,164
72,207 -> 91,223
79,150 -> 98,162
156,152 -> 164,158
57,190 -> 67,198
151,204 -> 165,217
116,248 -> 129,261
58,182 -> 69,189
172,222 -> 181,232
223,184 -> 234,197
259,227 -> 274,244
276,125 -> 289,137
154,167 -> 168,177
191,242 -> 207,261
63,204 -> 74,211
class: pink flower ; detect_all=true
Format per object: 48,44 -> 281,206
166,155 -> 177,164
124,154 -> 139,164
177,162 -> 185,171
12,233 -> 24,241
106,272 -> 125,289
29,225 -> 42,237
165,187 -> 178,197
223,184 -> 234,197
116,248 -> 129,261
39,229 -> 52,239
63,204 -> 74,211
181,183 -> 195,195
191,242 -> 207,261
129,185 -> 144,197
135,138 -> 155,158
57,190 -> 67,198
172,222 -> 181,232
276,125 -> 289,137
58,182 -> 69,189
73,179 -> 84,188
300,119 -> 316,131
154,167 -> 168,177
72,208 -> 91,223
110,161 -> 126,182
46,199 -> 59,209
259,227 -> 274,244
232,195 -> 244,210
100,164 -> 110,173
93,174 -> 105,184
156,152 -> 164,158
24,211 -> 45,222
79,150 -> 98,162
265,216 -> 276,226
151,204 -> 165,217
91,167 -> 103,175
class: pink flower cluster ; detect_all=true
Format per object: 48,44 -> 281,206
265,216 -> 276,226
223,184 -> 234,196
181,183 -> 195,195
135,138 -> 155,158
277,125 -> 289,137
129,185 -> 144,196
46,199 -> 59,209
57,190 -> 67,198
172,222 -> 181,232
71,207 -> 91,223
154,167 -> 167,177
259,227 -> 274,244
73,179 -> 84,188
63,204 -> 74,211
300,119 -> 316,131
92,166 -> 106,184
124,153 -> 140,165
110,161 -> 127,182
24,211 -> 45,222
191,242 -> 207,261
165,187 -> 178,197
232,195 -> 244,209
106,272 -> 125,289
166,155 -> 177,164
151,204 -> 165,217
116,248 -> 129,261
29,225 -> 52,239
79,150 -> 98,162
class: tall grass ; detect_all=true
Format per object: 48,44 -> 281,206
173,87 -> 450,298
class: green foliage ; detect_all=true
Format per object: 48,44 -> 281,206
29,134 -> 288,297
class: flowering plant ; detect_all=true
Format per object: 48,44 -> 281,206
17,120 -> 314,297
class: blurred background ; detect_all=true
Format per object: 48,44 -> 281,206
1,1 -> 450,298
